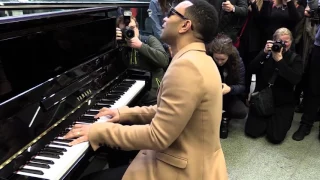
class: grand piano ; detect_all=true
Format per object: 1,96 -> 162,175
0,4 -> 150,180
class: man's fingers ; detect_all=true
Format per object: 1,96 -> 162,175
106,117 -> 118,123
94,112 -> 106,118
64,131 -> 76,139
73,124 -> 82,128
69,136 -> 86,146
99,107 -> 109,113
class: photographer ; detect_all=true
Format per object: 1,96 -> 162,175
245,27 -> 303,144
116,15 -> 169,106
292,0 -> 320,141
207,34 -> 248,138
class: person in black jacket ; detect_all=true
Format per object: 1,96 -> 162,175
207,34 -> 248,138
258,0 -> 304,44
217,0 -> 248,42
245,27 -> 303,144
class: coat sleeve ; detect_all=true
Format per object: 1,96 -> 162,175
248,50 -> 267,74
138,36 -> 169,68
88,59 -> 204,151
117,105 -> 157,125
230,57 -> 246,95
275,54 -> 303,85
234,0 -> 248,17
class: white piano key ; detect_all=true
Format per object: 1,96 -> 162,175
97,80 -> 145,121
74,121 -> 92,125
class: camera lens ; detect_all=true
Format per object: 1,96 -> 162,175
125,29 -> 135,39
271,41 -> 285,52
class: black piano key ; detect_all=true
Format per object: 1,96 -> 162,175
100,99 -> 115,104
38,152 -> 60,159
105,94 -> 121,100
77,120 -> 95,124
114,86 -> 129,91
53,138 -> 73,143
96,103 -> 112,106
31,158 -> 54,165
79,117 -> 95,121
81,116 -> 95,120
110,91 -> 124,95
44,146 -> 67,152
123,80 -> 136,84
116,85 -> 131,88
27,162 -> 50,169
19,168 -> 44,175
108,93 -> 122,97
85,111 -> 98,115
50,142 -> 71,147
94,105 -> 111,109
41,149 -> 64,155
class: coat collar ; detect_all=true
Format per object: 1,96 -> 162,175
172,42 -> 206,62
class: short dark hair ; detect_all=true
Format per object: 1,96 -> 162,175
185,0 -> 219,43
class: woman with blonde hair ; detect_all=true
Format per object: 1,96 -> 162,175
245,27 -> 303,144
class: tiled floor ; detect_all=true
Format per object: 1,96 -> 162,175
221,113 -> 320,180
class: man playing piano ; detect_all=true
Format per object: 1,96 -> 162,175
64,0 -> 228,179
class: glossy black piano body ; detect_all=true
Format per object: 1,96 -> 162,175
0,6 -> 151,180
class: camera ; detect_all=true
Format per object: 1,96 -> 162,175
309,6 -> 320,26
271,40 -> 286,52
122,11 -> 135,40
122,27 -> 135,39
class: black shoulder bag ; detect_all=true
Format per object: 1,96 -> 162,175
249,53 -> 297,117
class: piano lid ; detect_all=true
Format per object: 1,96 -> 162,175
0,6 -> 119,173
0,6 -> 117,115
0,0 -> 150,10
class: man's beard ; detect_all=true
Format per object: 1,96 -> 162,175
160,30 -> 174,45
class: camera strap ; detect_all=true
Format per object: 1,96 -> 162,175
130,49 -> 137,65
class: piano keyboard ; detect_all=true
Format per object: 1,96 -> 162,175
15,79 -> 145,180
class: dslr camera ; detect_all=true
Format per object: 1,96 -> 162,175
271,40 -> 286,52
121,11 -> 135,40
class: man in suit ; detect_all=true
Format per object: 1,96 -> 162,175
64,0 -> 228,179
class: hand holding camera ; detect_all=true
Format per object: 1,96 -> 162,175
264,40 -> 274,53
116,28 -> 122,41
264,40 -> 285,61
116,27 -> 142,49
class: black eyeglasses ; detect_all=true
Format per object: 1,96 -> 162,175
167,8 -> 188,20
167,7 -> 193,30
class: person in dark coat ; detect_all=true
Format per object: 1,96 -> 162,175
207,34 -> 248,138
245,27 -> 303,144
216,0 -> 248,42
